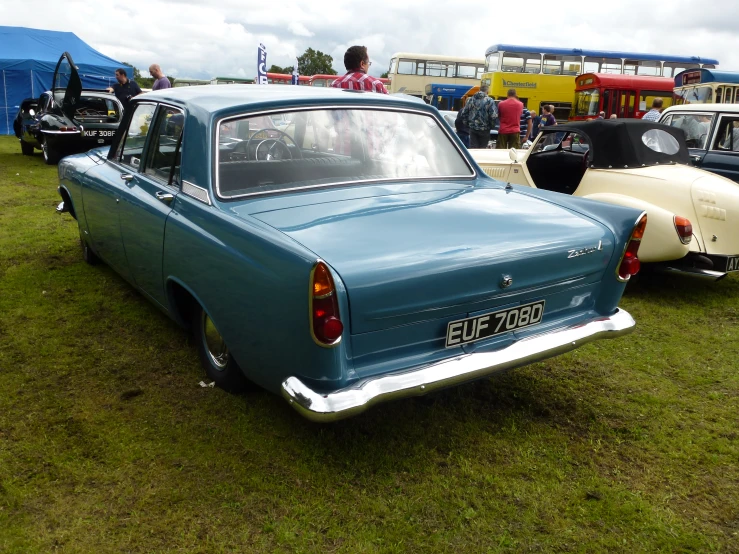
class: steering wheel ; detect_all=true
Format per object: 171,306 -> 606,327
243,128 -> 302,161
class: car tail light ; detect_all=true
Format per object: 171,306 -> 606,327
674,215 -> 692,244
310,261 -> 343,346
616,213 -> 647,282
59,126 -> 77,132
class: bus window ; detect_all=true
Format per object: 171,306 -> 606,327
543,54 -> 581,75
485,52 -> 500,72
724,88 -> 734,103
574,89 -> 600,117
456,63 -> 478,78
476,66 -> 485,79
388,58 -> 397,75
664,62 -> 699,78
583,57 -> 622,74
398,59 -> 424,75
502,53 -> 541,73
640,90 -> 672,112
636,61 -> 662,76
453,98 -> 463,111
426,61 -> 454,78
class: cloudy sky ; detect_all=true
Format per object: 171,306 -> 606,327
4,0 -> 739,79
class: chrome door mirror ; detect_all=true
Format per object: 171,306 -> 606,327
509,148 -> 521,162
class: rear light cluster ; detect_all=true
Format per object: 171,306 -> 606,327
59,126 -> 77,132
617,213 -> 648,282
674,215 -> 693,245
310,261 -> 343,346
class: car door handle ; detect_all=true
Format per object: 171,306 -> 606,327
120,173 -> 134,182
155,191 -> 175,204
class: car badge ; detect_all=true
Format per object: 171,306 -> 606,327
500,275 -> 513,288
567,240 -> 602,259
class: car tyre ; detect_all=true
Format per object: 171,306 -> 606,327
193,306 -> 249,392
42,136 -> 60,165
20,140 -> 35,156
80,229 -> 100,265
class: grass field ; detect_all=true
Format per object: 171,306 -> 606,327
0,134 -> 737,553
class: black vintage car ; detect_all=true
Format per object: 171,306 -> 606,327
13,52 -> 123,164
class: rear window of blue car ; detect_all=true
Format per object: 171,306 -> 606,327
216,108 -> 473,198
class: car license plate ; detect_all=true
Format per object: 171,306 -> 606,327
726,256 -> 739,272
445,300 -> 545,348
84,130 -> 115,138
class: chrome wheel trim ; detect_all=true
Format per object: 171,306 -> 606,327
42,137 -> 48,161
202,312 -> 229,370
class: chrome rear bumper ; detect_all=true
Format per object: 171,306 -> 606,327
281,309 -> 635,422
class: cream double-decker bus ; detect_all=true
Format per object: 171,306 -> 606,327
386,53 -> 485,97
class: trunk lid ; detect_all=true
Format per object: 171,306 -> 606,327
248,186 -> 615,334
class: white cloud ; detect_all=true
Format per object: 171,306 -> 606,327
3,0 -> 738,80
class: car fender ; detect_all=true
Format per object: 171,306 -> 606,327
580,192 -> 690,263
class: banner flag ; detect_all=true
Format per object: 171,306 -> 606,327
257,43 -> 268,85
291,57 -> 299,85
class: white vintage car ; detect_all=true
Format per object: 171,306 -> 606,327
470,119 -> 739,279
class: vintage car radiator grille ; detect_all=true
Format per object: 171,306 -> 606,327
481,165 -> 506,179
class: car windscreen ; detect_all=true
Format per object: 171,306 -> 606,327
216,108 -> 473,198
663,113 -> 714,149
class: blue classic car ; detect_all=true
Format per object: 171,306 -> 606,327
56,85 -> 645,421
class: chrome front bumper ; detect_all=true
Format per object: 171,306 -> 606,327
281,309 -> 635,422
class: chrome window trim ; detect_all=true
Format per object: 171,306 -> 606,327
116,101 -> 160,171
182,180 -> 211,205
213,104 -> 477,201
142,103 -> 186,188
709,113 -> 739,154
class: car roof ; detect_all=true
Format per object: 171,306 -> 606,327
136,84 -> 432,116
543,119 -> 690,168
662,103 -> 739,114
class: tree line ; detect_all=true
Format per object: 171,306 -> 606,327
123,48 -> 337,88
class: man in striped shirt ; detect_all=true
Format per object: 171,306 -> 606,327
331,46 -> 388,94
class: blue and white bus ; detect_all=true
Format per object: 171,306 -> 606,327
425,83 -> 474,111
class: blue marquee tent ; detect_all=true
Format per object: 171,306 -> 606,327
0,26 -> 132,135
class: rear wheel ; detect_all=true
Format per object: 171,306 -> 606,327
42,136 -> 60,165
193,306 -> 248,392
20,140 -> 34,156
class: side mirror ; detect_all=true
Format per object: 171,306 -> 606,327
508,148 -> 521,162
28,109 -> 35,117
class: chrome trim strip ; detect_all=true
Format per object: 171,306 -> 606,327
41,129 -> 81,134
182,180 -> 211,205
282,308 -> 635,422
214,104 -> 477,201
660,266 -> 727,280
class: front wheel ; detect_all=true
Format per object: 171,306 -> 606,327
192,307 -> 248,392
20,140 -> 34,156
42,135 -> 60,165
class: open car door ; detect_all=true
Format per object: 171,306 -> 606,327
52,52 -> 83,122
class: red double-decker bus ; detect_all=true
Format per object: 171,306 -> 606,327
570,73 -> 674,120
310,74 -> 391,88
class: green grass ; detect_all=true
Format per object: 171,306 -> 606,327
0,135 -> 737,553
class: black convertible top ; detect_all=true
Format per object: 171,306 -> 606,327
541,119 -> 690,169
